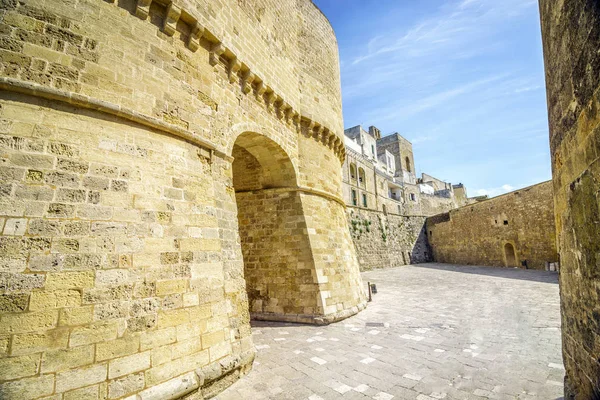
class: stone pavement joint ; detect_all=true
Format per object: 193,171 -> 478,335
216,264 -> 563,400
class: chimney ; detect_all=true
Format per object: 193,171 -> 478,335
368,126 -> 381,140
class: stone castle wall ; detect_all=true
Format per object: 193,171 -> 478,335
347,208 -> 430,271
0,0 -> 366,399
540,1 -> 600,397
427,181 -> 558,270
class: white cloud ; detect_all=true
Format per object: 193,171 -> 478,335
474,184 -> 515,197
365,74 -> 509,123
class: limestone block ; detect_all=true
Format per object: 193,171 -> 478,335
0,374 -> 54,399
41,344 -> 95,373
59,305 -> 93,326
55,362 -> 107,393
11,328 -> 69,356
29,290 -> 81,311
0,354 -> 40,380
144,350 -> 208,386
140,327 -> 176,351
3,218 -> 27,236
63,384 -> 100,400
0,293 -> 29,312
108,351 -> 151,379
69,321 -> 118,347
138,371 -> 199,400
0,310 -> 58,334
45,271 -> 94,290
108,372 -> 145,399
97,337 -> 140,362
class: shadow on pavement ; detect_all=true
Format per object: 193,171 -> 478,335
401,263 -> 559,284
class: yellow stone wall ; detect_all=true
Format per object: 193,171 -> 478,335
427,181 -> 558,270
0,0 -> 366,398
540,1 -> 600,397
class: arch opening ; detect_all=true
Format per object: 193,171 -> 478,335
504,243 -> 517,267
358,167 -> 366,188
232,132 -> 320,319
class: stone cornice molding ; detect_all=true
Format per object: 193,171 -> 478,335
131,0 -> 345,163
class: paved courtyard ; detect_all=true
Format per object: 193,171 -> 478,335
217,264 -> 564,400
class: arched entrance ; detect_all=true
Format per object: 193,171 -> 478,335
232,132 -> 320,320
504,243 -> 517,267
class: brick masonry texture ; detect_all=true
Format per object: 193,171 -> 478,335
347,208 -> 430,271
540,1 -> 600,398
427,181 -> 558,271
0,0 -> 366,399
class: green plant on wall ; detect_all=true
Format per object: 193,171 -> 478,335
377,214 -> 388,242
363,219 -> 371,233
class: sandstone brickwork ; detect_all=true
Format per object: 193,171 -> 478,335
427,181 -> 558,270
0,0 -> 366,398
540,1 -> 600,397
347,209 -> 430,271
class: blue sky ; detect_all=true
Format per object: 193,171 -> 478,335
313,0 -> 551,198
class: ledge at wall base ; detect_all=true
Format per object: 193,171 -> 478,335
251,301 -> 368,326
129,349 -> 256,400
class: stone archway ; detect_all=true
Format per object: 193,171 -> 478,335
232,131 -> 321,321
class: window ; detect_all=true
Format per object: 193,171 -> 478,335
358,168 -> 366,188
371,145 -> 375,156
405,156 -> 412,173
504,220 -> 509,225
350,163 -> 357,181
409,193 -> 416,202
351,190 -> 357,206
362,193 -> 368,207
382,204 -> 387,215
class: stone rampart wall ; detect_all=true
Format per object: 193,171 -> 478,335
427,181 -> 558,270
540,1 -> 600,397
0,0 -> 365,398
347,208 -> 430,271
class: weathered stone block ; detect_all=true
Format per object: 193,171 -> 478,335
59,305 -> 93,326
29,289 -> 81,311
0,354 -> 40,380
56,362 -> 107,393
140,327 -> 176,351
156,279 -> 186,296
0,293 -> 29,312
138,371 -> 198,400
11,329 -> 69,355
108,351 -> 150,379
69,321 -> 118,347
0,374 -> 54,398
45,271 -> 94,290
108,371 -> 145,399
0,310 -> 58,334
41,344 -> 94,373
96,336 -> 140,362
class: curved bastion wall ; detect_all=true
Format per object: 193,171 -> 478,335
0,0 -> 366,399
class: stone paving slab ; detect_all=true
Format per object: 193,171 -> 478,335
216,263 -> 564,400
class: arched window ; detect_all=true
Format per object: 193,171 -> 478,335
405,156 -> 412,173
350,163 -> 357,181
358,168 -> 366,188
